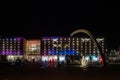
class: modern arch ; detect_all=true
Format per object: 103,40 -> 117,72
70,29 -> 106,66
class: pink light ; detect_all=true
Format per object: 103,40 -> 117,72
98,56 -> 103,62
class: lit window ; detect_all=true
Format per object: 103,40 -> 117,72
81,46 -> 83,48
97,50 -> 99,53
56,51 -> 58,53
90,51 -> 91,53
44,51 -> 46,53
60,38 -> 62,40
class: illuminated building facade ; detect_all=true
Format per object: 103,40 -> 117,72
0,28 -> 107,67
0,37 -> 25,62
41,37 -> 105,64
25,40 -> 41,61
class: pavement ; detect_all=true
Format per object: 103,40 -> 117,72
0,63 -> 120,80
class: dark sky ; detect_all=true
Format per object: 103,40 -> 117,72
1,1 -> 120,49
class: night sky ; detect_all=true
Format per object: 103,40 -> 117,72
1,1 -> 120,49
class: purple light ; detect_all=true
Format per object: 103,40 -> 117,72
1,51 -> 5,54
15,37 -> 22,40
17,51 -> 20,54
14,51 -> 16,54
17,38 -> 20,41
6,51 -> 8,54
11,51 -> 14,54
9,51 -> 12,54
0,50 -> 22,55
41,37 -> 51,40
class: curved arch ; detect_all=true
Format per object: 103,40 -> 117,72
70,29 -> 106,66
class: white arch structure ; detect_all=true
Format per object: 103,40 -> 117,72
70,29 -> 106,66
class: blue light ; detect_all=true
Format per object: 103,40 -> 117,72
91,55 -> 98,62
6,38 -> 9,41
51,36 -> 59,39
48,49 -> 77,55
